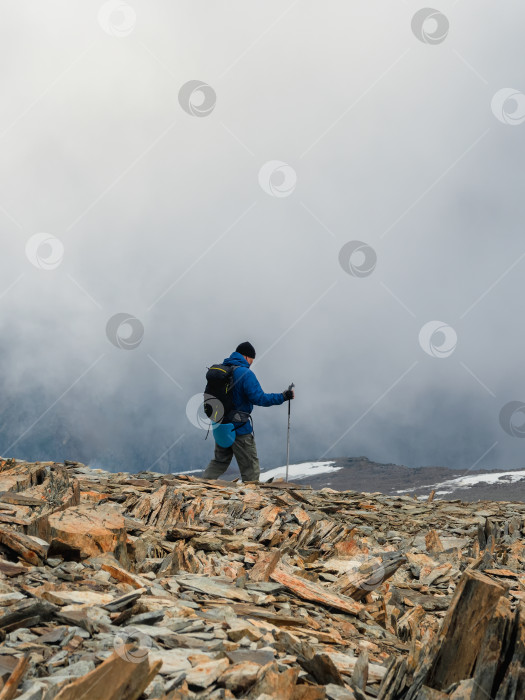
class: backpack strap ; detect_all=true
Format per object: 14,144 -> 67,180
226,365 -> 252,432
233,415 -> 253,433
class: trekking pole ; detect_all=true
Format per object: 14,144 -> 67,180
285,383 -> 294,482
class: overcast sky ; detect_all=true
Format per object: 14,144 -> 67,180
1,0 -> 525,474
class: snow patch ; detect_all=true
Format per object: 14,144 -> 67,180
440,470 -> 525,488
261,460 -> 342,482
403,469 -> 525,497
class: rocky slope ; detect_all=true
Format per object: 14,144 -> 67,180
0,457 -> 524,699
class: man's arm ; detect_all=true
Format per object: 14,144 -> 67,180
243,370 -> 286,407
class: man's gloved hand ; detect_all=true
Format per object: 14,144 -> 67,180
282,388 -> 295,400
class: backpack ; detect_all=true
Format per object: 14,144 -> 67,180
203,364 -> 237,424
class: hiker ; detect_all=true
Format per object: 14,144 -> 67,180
203,342 -> 295,482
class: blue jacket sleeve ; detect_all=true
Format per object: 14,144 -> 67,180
243,370 -> 285,407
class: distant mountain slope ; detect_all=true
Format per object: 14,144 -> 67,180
258,457 -> 525,502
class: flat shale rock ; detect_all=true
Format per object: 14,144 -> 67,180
148,649 -> 192,675
217,660 -> 260,692
186,657 -> 229,688
42,590 -> 114,607
270,565 -> 362,615
53,645 -> 161,700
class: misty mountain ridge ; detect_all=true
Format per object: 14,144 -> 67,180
254,457 -> 525,503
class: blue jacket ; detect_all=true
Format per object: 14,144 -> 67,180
223,352 -> 285,435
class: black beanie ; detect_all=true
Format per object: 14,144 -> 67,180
236,341 -> 256,359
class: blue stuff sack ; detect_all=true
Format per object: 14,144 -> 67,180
212,422 -> 236,448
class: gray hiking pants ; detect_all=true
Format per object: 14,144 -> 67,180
203,432 -> 260,482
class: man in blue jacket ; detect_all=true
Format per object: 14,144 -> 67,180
203,342 -> 294,482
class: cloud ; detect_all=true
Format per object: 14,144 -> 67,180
1,2 -> 524,473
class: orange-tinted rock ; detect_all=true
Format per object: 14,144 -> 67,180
39,505 -> 128,566
80,490 -> 110,503
0,462 -> 46,494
